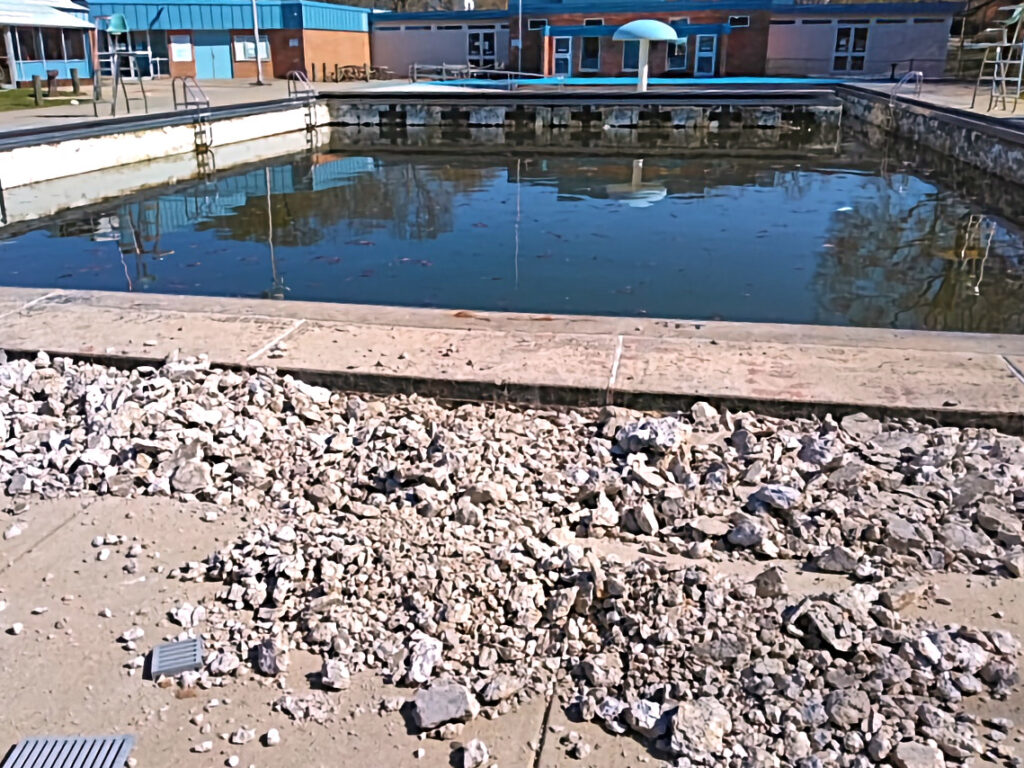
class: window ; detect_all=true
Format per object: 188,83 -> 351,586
437,24 -> 463,30
770,19 -> 795,25
64,30 -> 87,59
876,19 -> 907,24
16,28 -> 40,60
42,28 -> 63,60
232,34 -> 269,62
404,25 -> 430,30
468,24 -> 495,29
622,39 -> 639,71
527,18 -> 547,30
374,25 -> 400,30
801,19 -> 832,24
913,17 -> 945,23
833,25 -> 867,71
580,18 -> 602,70
667,18 -> 688,70
728,15 -> 750,28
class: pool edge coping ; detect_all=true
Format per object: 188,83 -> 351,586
2,287 -> 1022,432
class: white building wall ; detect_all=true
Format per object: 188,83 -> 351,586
371,24 -> 510,77
766,16 -> 951,77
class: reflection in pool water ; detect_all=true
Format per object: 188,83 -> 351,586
1,140 -> 1023,333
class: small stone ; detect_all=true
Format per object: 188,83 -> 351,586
456,738 -> 489,768
192,741 -> 213,754
891,742 -> 946,768
9,622 -> 24,635
321,659 -> 351,691
263,729 -> 281,747
814,546 -> 860,574
229,728 -> 255,745
410,681 -> 480,731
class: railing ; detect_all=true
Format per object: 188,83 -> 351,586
286,70 -> 317,100
172,76 -> 209,111
408,63 -> 550,90
890,69 -> 924,108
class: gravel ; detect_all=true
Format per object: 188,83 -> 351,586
2,351 -> 1024,764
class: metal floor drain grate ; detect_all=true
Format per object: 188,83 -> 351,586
2,735 -> 135,768
150,636 -> 204,677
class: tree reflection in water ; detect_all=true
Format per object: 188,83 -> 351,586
811,172 -> 1024,334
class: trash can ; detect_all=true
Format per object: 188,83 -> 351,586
46,69 -> 59,97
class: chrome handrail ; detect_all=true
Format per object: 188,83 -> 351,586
172,75 -> 209,111
286,70 -> 317,100
889,70 -> 923,108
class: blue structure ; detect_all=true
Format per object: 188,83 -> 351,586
1,0 -> 95,86
87,0 -> 373,80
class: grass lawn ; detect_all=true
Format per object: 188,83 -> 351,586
0,88 -> 80,112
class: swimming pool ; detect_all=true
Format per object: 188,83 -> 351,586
1,129 -> 1022,334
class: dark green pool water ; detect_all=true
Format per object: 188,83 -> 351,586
2,137 -> 1023,333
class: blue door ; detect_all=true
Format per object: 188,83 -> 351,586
193,31 -> 233,79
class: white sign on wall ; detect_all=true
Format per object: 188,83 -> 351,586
169,34 -> 192,62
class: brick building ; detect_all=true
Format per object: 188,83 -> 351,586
87,0 -> 371,80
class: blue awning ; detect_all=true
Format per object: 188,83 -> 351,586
543,22 -> 731,38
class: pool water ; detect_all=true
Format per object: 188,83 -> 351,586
2,137 -> 1024,333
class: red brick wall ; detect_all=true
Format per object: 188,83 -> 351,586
229,29 -> 272,80
513,11 -> 770,76
268,29 -> 305,78
167,29 -> 196,79
302,29 -> 370,79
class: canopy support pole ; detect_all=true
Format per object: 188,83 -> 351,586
637,39 -> 650,92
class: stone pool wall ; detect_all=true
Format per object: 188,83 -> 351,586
839,86 -> 1024,188
325,99 -> 844,131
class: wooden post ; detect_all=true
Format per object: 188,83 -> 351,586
32,75 -> 43,106
364,62 -> 370,81
311,64 -> 316,82
322,62 -> 326,81
334,63 -> 340,82
71,67 -> 81,95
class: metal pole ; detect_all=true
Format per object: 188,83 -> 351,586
251,0 -> 265,85
637,39 -> 649,92
517,0 -> 523,72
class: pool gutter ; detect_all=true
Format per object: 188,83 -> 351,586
2,287 -> 1022,432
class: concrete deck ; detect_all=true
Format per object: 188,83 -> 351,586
1,287 -> 1022,428
860,80 -> 1024,122
0,78 -> 384,133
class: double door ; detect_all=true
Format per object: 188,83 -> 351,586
468,31 -> 496,68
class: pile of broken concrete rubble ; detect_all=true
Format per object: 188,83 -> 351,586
2,351 -> 1024,766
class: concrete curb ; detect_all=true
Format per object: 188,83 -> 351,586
1,287 -> 1022,431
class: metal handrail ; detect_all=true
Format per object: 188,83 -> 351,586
172,76 -> 209,111
890,70 -> 924,107
286,70 -> 317,100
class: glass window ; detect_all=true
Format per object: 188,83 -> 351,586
728,15 -> 750,28
622,39 -> 639,71
554,57 -> 569,74
554,37 -> 570,54
232,35 -> 269,62
42,28 -> 63,60
64,30 -> 86,59
667,39 -> 687,70
527,18 -> 547,30
584,18 -> 603,25
698,36 -> 715,52
16,28 -> 40,61
833,25 -> 867,71
580,36 -> 600,69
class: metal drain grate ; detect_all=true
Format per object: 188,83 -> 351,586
2,735 -> 135,768
150,636 -> 204,678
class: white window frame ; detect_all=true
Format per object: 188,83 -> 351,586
666,16 -> 688,71
832,23 -> 868,72
579,17 -> 603,71
621,39 -> 639,71
232,34 -> 269,62
728,15 -> 750,28
527,18 -> 547,30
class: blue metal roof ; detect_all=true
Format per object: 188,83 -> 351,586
522,0 -> 773,13
88,0 -> 371,32
370,8 -> 509,23
770,0 -> 961,13
544,21 -> 730,36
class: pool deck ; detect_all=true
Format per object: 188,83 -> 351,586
2,287 -> 1023,429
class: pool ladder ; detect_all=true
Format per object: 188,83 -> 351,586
173,77 -> 217,179
287,71 -> 320,152
884,71 -> 923,131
